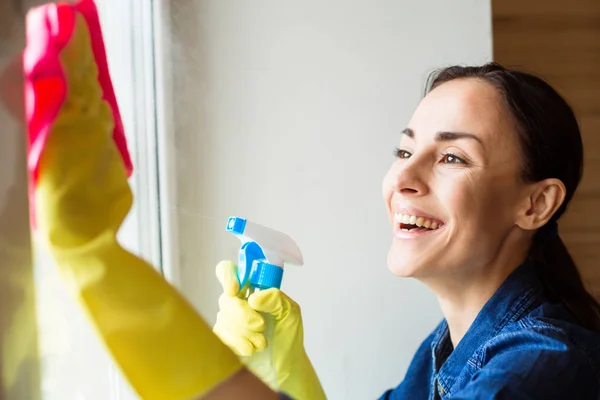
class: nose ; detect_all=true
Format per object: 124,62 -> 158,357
388,157 -> 429,197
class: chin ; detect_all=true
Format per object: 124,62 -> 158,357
387,263 -> 415,278
387,247 -> 422,278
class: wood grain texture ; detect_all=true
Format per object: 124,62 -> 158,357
492,0 -> 600,296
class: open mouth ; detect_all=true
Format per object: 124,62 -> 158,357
394,212 -> 444,232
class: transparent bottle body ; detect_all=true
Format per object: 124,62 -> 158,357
238,286 -> 278,390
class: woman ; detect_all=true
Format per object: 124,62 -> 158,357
213,63 -> 600,399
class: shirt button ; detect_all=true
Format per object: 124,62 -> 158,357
438,383 -> 445,395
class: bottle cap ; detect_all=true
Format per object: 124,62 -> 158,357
250,261 -> 283,290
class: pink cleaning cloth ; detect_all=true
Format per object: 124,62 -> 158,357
24,0 -> 133,186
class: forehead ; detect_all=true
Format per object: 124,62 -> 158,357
407,78 -> 515,147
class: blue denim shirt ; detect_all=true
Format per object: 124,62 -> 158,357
379,261 -> 600,399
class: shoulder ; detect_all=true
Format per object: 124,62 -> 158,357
477,300 -> 600,369
477,315 -> 600,365
464,308 -> 600,398
446,311 -> 600,399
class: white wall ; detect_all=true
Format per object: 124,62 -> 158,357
160,1 -> 492,398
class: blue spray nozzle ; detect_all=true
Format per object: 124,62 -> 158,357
227,217 -> 247,235
226,216 -> 303,292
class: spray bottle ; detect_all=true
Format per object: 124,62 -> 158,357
226,216 -> 303,389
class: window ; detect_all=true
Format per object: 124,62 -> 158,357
33,1 -> 162,398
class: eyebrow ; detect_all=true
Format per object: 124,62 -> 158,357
401,128 -> 484,147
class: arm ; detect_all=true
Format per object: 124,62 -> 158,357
27,3 -> 276,399
200,369 -> 279,400
213,261 -> 326,400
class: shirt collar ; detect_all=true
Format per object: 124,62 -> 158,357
432,260 -> 544,393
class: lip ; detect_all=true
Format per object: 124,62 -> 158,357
394,224 -> 446,239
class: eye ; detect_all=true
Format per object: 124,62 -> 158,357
394,147 -> 412,159
441,152 -> 466,164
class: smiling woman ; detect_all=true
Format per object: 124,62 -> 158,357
379,62 -> 600,399
214,62 -> 600,400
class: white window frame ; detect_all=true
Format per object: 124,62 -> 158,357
151,0 -> 180,287
92,1 -> 166,398
99,0 -> 162,270
105,0 -> 179,284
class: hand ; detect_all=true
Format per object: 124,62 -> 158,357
213,260 -> 327,400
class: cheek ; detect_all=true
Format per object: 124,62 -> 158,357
443,171 -> 516,232
440,172 -> 480,222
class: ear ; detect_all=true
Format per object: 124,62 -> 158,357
515,178 -> 566,231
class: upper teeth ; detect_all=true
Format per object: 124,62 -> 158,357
394,213 -> 440,230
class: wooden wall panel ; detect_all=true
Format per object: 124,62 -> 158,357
492,1 -> 600,296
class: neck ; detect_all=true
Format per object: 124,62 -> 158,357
426,230 -> 531,348
436,270 -> 511,348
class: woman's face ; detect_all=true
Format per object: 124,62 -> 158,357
383,78 -> 529,280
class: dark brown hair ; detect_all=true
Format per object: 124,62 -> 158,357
425,62 -> 600,332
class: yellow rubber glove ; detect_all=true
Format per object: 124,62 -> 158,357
213,261 -> 327,400
31,10 -> 242,400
